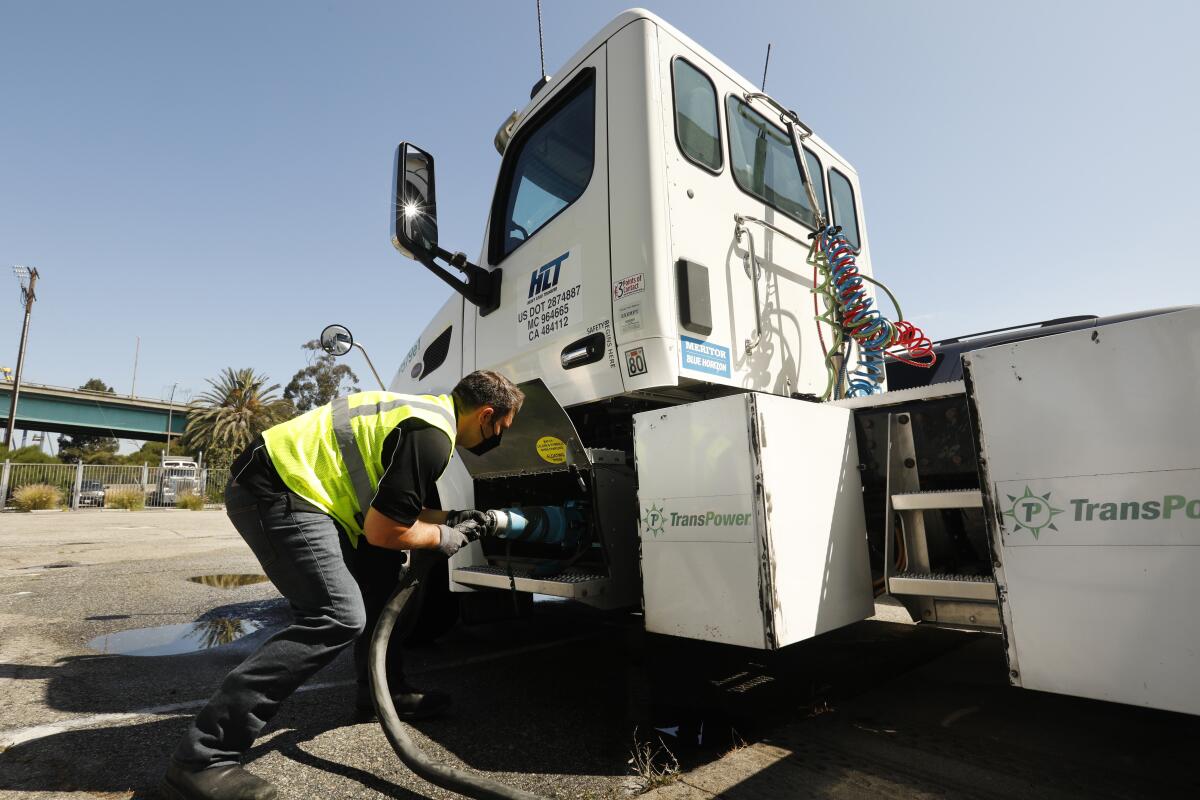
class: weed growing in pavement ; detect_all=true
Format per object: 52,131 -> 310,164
105,486 -> 146,510
722,728 -> 749,756
176,491 -> 205,510
11,483 -> 62,511
627,728 -> 681,792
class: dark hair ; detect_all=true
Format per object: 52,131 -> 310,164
452,370 -> 525,417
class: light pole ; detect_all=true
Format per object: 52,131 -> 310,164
130,336 -> 140,397
165,382 -> 178,458
4,266 -> 39,448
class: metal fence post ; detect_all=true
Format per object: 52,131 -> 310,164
0,460 -> 10,509
72,462 -> 84,510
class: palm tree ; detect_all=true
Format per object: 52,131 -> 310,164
184,368 -> 293,461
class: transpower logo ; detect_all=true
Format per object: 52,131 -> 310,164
1003,484 -> 1200,540
642,503 -> 665,537
1003,486 -> 1064,540
640,503 -> 752,537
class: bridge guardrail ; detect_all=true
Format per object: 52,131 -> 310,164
0,462 -> 231,511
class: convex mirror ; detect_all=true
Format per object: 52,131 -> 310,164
320,324 -> 354,357
392,142 -> 438,261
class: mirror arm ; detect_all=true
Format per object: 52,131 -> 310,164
352,342 -> 387,390
418,247 -> 503,317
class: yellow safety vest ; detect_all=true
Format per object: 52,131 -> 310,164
262,391 -> 457,546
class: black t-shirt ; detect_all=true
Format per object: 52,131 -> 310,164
231,418 -> 452,525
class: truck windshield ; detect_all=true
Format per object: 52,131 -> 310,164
491,71 -> 596,262
726,96 -> 826,229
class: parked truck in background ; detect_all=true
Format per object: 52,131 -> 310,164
150,456 -> 200,507
371,9 -> 1199,718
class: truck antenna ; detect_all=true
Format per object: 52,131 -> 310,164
536,0 -> 547,79
529,0 -> 552,98
761,42 -> 772,91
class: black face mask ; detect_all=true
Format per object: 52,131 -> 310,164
467,419 -> 503,456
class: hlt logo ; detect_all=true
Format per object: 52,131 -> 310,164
528,251 -> 569,299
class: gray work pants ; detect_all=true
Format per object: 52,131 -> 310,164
172,481 -> 410,768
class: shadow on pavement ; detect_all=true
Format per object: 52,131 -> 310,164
0,613 -> 635,797
14,605 -> 1166,799
0,709 -> 433,799
681,636 -> 1200,799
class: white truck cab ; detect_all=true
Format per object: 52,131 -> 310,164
391,9 -> 872,408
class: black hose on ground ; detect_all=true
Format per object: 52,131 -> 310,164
368,550 -> 547,800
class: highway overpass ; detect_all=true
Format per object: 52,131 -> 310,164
0,382 -> 189,442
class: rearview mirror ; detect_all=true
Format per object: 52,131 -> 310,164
320,324 -> 354,357
391,142 -> 439,260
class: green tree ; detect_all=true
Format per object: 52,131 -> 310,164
0,443 -> 61,464
284,340 -> 360,412
182,368 -> 293,468
58,378 -> 120,463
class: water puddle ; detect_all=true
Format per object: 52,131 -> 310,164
189,574 -> 269,589
86,618 -> 267,656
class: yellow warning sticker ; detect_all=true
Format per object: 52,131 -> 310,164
536,436 -> 567,464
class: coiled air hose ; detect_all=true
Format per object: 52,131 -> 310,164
368,550 -> 547,800
810,225 -> 935,398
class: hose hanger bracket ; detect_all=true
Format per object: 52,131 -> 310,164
742,91 -> 813,137
742,92 -> 825,230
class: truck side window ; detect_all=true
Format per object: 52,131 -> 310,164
672,58 -> 722,172
725,96 -> 824,230
490,70 -> 596,263
828,168 -> 861,251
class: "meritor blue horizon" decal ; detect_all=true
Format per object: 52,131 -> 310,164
680,336 -> 731,378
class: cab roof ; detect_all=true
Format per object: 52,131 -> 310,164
509,8 -> 855,172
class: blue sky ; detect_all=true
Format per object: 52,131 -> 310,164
2,1 -> 1197,422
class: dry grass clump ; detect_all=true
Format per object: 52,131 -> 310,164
105,486 -> 146,510
628,729 -> 680,792
176,491 -> 205,510
11,483 -> 62,511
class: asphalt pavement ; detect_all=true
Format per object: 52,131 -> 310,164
2,511 -> 1198,800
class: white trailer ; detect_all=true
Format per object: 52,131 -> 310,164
379,9 -> 1200,718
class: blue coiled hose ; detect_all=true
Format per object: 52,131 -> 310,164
820,226 -> 889,397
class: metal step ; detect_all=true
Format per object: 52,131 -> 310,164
892,489 -> 983,511
888,571 -> 997,602
451,564 -> 610,601
829,379 -> 966,410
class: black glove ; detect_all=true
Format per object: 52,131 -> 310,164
437,519 -> 481,558
446,509 -> 488,527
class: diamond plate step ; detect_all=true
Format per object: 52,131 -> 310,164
452,564 -> 610,600
889,571 -> 997,602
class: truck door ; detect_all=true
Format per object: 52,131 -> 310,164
658,36 -> 834,398
472,48 -> 622,407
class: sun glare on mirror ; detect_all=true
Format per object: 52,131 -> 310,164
403,202 -> 420,219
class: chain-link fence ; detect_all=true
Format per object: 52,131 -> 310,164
0,461 -> 232,511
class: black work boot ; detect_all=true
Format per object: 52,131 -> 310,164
355,681 -> 451,721
160,760 -> 277,800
